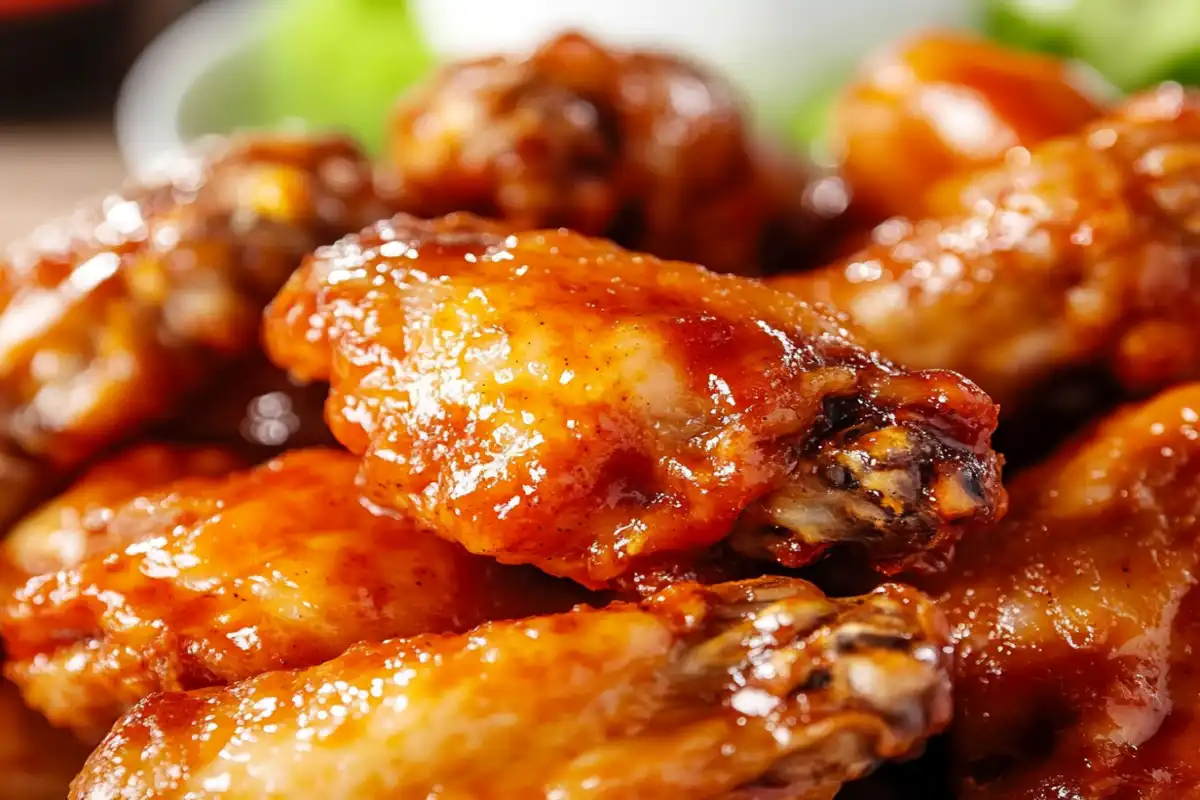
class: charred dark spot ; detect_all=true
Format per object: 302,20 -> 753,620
918,458 -> 936,489
823,463 -> 858,490
823,395 -> 864,431
959,465 -> 987,503
799,667 -> 833,692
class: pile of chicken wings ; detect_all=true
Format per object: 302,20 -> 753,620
1,29 -> 1197,799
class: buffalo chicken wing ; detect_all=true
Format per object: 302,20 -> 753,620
0,134 -> 388,467
776,85 -> 1200,414
834,31 -> 1102,221
0,448 -> 584,740
264,213 -> 1005,588
922,383 -> 1200,797
71,577 -> 951,800
387,32 -> 815,274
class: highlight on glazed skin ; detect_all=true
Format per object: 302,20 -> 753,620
0,443 -> 245,586
0,448 -> 587,740
387,32 -> 818,275
834,30 -> 1102,221
71,577 -> 952,800
264,213 -> 1005,588
922,383 -> 1200,797
0,133 -> 389,469
775,85 -> 1200,415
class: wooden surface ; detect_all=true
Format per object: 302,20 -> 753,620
0,124 -> 126,244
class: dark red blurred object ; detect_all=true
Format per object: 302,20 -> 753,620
0,0 -> 197,118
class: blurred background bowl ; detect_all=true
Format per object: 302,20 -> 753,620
115,0 -> 265,173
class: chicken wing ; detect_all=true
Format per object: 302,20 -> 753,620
835,31 -> 1101,221
0,680 -> 88,800
71,577 -> 951,800
0,443 -> 244,586
385,32 -> 816,275
920,382 -> 1200,797
264,213 -> 1005,588
775,85 -> 1200,415
0,133 -> 388,467
0,448 -> 585,740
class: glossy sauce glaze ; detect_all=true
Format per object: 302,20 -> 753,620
387,32 -> 817,274
834,30 -> 1102,221
920,383 -> 1200,797
0,443 -> 244,588
776,85 -> 1200,415
0,448 -> 587,740
70,577 -> 951,800
264,213 -> 1004,588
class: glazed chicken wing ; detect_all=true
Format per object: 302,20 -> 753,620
386,32 -> 815,274
264,213 -> 1004,588
71,577 -> 951,800
921,383 -> 1200,797
0,680 -> 89,800
775,85 -> 1200,414
0,448 -> 585,740
0,133 -> 388,468
835,31 -> 1101,221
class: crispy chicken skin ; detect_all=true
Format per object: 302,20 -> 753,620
71,577 -> 951,800
0,448 -> 585,740
775,85 -> 1200,413
0,680 -> 89,800
0,134 -> 388,467
0,443 -> 244,586
920,383 -> 1200,797
835,31 -> 1101,221
264,213 -> 1004,587
386,32 -> 814,274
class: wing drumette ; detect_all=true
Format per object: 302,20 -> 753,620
0,134 -> 389,468
775,85 -> 1200,414
386,32 -> 816,274
921,383 -> 1200,797
834,31 -> 1101,222
0,448 -> 585,740
264,213 -> 1004,587
71,577 -> 951,800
